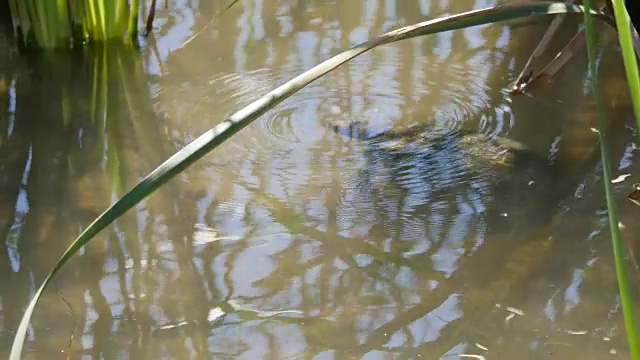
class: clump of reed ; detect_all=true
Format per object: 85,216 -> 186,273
6,0 -> 158,48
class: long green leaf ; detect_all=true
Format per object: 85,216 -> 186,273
583,0 -> 640,357
128,0 -> 139,41
609,0 -> 640,144
86,0 -> 101,40
9,3 -> 603,359
114,0 -> 128,37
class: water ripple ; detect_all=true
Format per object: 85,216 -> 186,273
161,49 -> 516,249
421,62 -> 498,132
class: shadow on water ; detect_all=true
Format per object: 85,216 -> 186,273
0,0 -> 639,359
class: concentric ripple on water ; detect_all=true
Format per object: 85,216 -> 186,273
159,51 -> 521,253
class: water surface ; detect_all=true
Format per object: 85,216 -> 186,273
0,1 -> 639,359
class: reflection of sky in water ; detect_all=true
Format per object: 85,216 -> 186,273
153,0 -> 505,348
147,0 -> 198,74
146,0 -> 503,352
4,0 -> 627,358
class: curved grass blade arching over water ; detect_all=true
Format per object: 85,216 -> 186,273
583,0 -> 640,357
9,3 -> 603,359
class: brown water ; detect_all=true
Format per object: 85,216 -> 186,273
1,1 -> 639,359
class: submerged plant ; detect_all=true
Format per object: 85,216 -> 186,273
7,1 -> 640,359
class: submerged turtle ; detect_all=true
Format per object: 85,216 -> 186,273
332,120 -> 554,180
331,120 -> 568,236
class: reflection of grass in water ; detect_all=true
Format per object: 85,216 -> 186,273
4,44 -> 197,357
431,232 -> 556,357
331,217 -> 559,358
237,173 -> 562,356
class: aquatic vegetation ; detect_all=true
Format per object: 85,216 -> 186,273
584,0 -> 640,357
7,1 -> 640,359
609,0 -> 640,135
4,0 -> 242,49
5,0 -> 156,48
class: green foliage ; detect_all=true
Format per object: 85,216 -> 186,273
583,0 -> 640,357
6,0 -> 153,48
608,0 -> 640,139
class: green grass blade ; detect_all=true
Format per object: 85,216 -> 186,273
45,0 -> 60,47
104,0 -> 115,38
32,0 -> 49,47
96,0 -> 107,39
86,0 -> 100,41
23,0 -> 45,47
18,3 -> 33,46
114,0 -> 128,38
56,0 -> 71,47
609,0 -> 640,144
128,0 -> 139,41
583,0 -> 640,357
8,3 -> 603,359
7,0 -> 19,34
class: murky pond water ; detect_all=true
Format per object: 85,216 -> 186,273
1,0 -> 640,359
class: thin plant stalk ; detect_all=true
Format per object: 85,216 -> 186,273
114,0 -> 128,37
129,0 -> 139,41
144,0 -> 158,36
609,0 -> 640,143
175,0 -> 241,50
583,0 -> 640,357
511,0 -> 576,93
